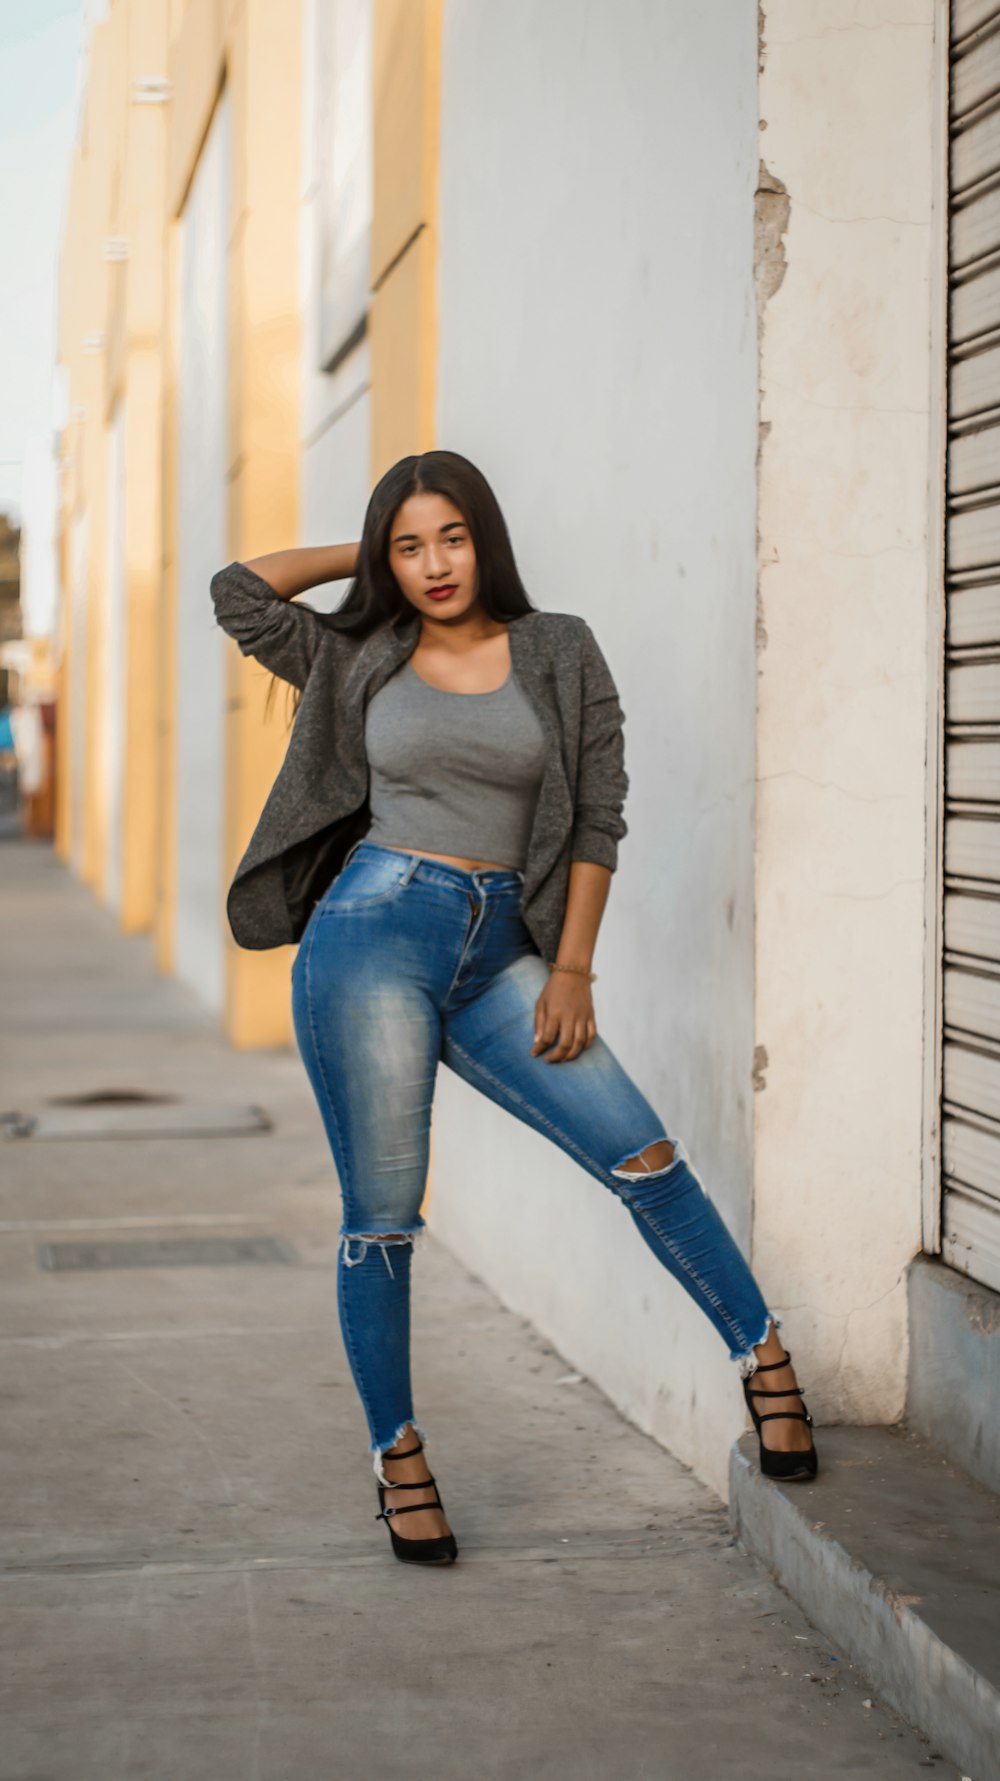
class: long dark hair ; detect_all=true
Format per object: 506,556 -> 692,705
265,450 -> 538,722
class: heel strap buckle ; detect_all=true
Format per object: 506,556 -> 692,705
376,1497 -> 444,1521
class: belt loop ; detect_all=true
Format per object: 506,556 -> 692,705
400,851 -> 422,886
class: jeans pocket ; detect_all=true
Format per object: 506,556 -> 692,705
319,851 -> 414,914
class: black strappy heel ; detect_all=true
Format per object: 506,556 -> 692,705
374,1440 -> 459,1565
742,1348 -> 819,1482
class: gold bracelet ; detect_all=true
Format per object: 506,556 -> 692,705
548,961 -> 598,983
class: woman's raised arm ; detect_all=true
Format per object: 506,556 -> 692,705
243,541 -> 360,601
210,541 -> 360,689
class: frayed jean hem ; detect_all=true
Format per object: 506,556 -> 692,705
731,1312 -> 782,1379
371,1417 -> 429,1486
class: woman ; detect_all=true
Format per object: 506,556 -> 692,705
210,450 -> 817,1568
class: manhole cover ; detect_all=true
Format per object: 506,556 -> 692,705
45,1090 -> 179,1107
2,1103 -> 272,1141
37,1236 -> 299,1271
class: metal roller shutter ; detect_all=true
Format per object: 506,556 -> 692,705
943,1 -> 1000,1289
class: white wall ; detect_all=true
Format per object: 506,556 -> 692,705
175,89 -> 230,1012
299,0 -> 372,572
430,0 -> 761,1497
19,426 -> 61,641
753,2 -> 940,1425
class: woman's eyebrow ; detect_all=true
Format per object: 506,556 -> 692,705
391,521 -> 466,543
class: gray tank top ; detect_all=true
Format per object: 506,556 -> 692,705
363,656 -> 547,869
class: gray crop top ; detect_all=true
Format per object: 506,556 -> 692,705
363,657 -> 547,870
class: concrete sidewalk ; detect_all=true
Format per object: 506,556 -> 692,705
0,839 -> 959,1780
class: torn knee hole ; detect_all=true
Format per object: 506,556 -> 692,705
340,1231 -> 417,1279
610,1139 -> 678,1180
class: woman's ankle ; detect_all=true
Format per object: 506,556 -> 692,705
752,1317 -> 786,1364
384,1423 -> 421,1456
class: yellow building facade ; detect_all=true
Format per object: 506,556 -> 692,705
56,0 -> 442,1048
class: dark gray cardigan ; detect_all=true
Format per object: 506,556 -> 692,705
209,560 -> 629,963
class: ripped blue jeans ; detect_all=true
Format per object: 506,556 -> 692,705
291,841 -> 777,1484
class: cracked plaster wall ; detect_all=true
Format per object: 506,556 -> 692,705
754,1 -> 940,1422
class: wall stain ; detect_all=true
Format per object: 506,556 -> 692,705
753,1043 -> 768,1093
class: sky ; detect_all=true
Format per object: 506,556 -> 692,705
0,0 -> 84,525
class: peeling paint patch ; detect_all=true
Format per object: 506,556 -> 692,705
753,1044 -> 768,1093
756,10 -> 787,661
754,151 -> 789,659
756,584 -> 768,653
758,10 -> 787,292
755,160 -> 790,312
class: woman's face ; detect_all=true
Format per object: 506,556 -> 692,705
387,492 -> 479,622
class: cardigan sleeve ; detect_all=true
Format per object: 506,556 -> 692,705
570,621 -> 629,872
209,560 -> 328,690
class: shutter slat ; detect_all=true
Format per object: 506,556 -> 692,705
945,889 -> 1000,959
947,738 -> 1000,798
951,263 -> 1000,347
942,1186 -> 1000,1290
943,1039 -> 1000,1118
952,101 -> 1000,195
948,417 -> 1000,490
953,2 -> 1000,47
945,961 -> 1000,1037
948,658 -> 1000,718
950,342 -> 1000,415
947,499 -> 1000,568
947,579 -> 1000,644
952,27 -> 1000,120
943,1111 -> 1000,1200
951,185 -> 1000,269
945,813 -> 1000,878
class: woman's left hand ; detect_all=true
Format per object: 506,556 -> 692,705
531,973 -> 596,1063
